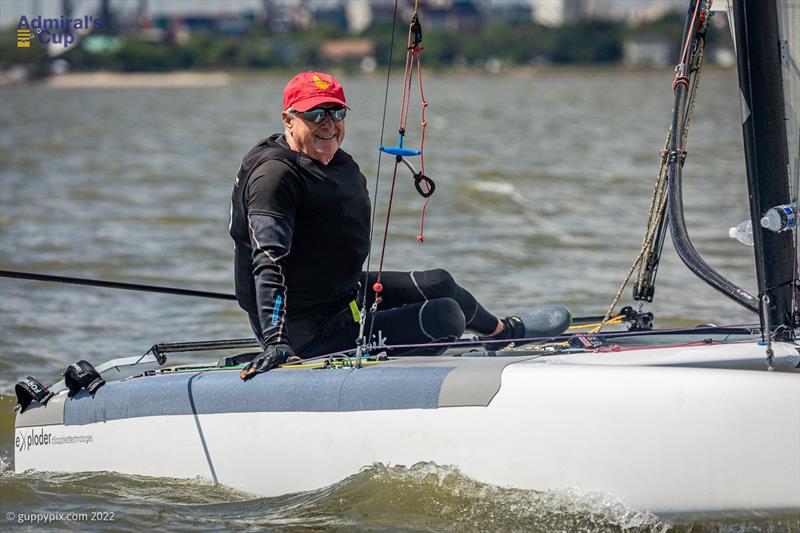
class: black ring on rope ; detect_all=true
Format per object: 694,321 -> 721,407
413,173 -> 435,198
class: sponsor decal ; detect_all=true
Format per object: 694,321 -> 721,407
16,14 -> 103,49
22,377 -> 45,395
15,428 -> 94,452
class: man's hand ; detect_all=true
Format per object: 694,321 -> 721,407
240,343 -> 295,380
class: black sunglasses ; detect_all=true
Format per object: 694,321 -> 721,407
292,106 -> 347,124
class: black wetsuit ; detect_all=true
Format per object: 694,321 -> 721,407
230,134 -> 499,357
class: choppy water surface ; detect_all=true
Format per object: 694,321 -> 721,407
0,71 -> 793,531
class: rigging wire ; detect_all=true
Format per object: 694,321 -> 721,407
356,0 -> 433,365
592,1 -> 708,334
361,0 -> 398,308
373,1 -> 431,297
360,0 -> 400,313
666,0 -> 758,315
354,0 -> 401,366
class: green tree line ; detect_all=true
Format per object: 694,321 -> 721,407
0,14 -> 731,77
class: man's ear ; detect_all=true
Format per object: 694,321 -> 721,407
281,111 -> 293,129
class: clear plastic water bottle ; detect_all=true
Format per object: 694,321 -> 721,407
729,219 -> 753,246
760,203 -> 797,233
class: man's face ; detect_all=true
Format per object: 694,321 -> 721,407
283,103 -> 346,165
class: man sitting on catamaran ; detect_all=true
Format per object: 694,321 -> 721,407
230,71 -> 571,379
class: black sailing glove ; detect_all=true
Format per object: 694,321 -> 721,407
240,343 -> 295,380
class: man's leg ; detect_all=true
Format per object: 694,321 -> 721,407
301,297 -> 466,358
361,270 -> 572,345
361,270 -> 499,335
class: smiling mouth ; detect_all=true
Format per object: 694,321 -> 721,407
315,133 -> 337,141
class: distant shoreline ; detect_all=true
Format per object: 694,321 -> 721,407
0,65 -> 736,88
44,71 -> 234,88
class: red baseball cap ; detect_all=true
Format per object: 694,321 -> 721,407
283,71 -> 348,112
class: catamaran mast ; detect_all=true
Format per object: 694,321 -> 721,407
732,0 -> 798,337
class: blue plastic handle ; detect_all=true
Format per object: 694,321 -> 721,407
379,146 -> 421,157
379,132 -> 421,157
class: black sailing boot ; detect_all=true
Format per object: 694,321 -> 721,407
479,305 -> 572,349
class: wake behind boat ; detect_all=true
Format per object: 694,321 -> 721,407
8,0 -> 800,520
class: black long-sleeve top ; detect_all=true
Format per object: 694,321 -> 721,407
230,134 -> 371,348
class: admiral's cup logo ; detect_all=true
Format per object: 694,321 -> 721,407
15,14 -> 104,49
17,17 -> 31,47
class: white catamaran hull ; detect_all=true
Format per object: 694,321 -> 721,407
15,342 -> 800,518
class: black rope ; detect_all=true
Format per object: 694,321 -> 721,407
0,269 -> 236,301
360,0 -> 400,312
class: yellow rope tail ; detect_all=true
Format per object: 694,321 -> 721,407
569,315 -> 625,331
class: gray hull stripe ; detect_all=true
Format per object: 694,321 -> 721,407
63,366 -> 454,426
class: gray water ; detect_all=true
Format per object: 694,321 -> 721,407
1,71 -> 791,532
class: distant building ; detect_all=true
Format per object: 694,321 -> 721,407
623,35 -> 672,67
486,2 -> 534,27
420,0 -> 481,32
319,38 -> 375,62
261,0 -> 312,32
345,1 -> 372,34
527,0 -> 594,26
622,2 -> 684,24
369,0 -> 399,25
310,2 -> 348,31
150,12 -> 252,43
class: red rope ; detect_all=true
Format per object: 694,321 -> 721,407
416,49 -> 428,176
373,9 -> 431,295
399,52 -> 413,131
672,0 -> 702,95
414,47 -> 430,241
678,0 -> 701,67
372,162 -> 401,302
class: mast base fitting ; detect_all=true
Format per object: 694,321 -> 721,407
619,306 -> 654,331
633,285 -> 655,303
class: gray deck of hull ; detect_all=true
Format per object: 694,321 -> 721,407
16,356 -> 535,428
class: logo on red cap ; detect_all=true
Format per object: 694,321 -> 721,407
312,74 -> 330,89
283,71 -> 347,112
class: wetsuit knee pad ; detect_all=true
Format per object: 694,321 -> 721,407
414,268 -> 458,300
420,297 -> 466,340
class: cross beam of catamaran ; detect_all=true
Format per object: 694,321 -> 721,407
0,269 -> 236,301
0,263 -> 771,379
0,268 -> 652,351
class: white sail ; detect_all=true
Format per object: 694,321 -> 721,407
777,1 -> 799,202
777,0 -> 800,297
